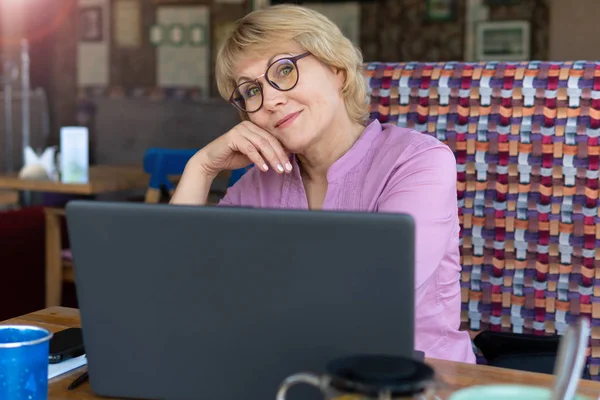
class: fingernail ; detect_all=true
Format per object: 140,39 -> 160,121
262,163 -> 269,171
285,162 -> 292,171
277,164 -> 284,173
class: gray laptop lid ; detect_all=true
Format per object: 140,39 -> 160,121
66,201 -> 415,400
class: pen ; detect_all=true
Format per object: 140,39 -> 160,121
67,371 -> 89,391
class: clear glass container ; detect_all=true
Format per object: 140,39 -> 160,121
277,354 -> 441,400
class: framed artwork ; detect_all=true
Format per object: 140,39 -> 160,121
79,6 -> 104,42
152,0 -> 210,3
425,0 -> 457,22
188,24 -> 207,46
253,0 -> 270,8
155,5 -> 210,93
475,20 -> 530,61
485,0 -> 520,5
114,0 -> 142,48
166,23 -> 187,47
272,0 -> 376,3
149,25 -> 165,46
214,22 -> 236,54
303,2 -> 360,45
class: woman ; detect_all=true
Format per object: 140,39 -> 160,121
171,4 -> 475,364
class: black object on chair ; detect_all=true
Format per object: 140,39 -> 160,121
473,330 -> 591,379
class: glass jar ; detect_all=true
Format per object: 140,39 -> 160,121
277,354 -> 439,400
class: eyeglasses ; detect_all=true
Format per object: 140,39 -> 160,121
229,52 -> 312,113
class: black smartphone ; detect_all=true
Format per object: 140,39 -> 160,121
49,328 -> 85,364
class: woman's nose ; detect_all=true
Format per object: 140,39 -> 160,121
262,83 -> 287,111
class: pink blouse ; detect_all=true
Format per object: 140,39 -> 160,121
219,119 -> 476,363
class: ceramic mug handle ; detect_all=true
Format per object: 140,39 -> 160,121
276,373 -> 324,400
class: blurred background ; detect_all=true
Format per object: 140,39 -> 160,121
0,0 -> 597,172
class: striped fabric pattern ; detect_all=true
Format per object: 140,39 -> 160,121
364,61 -> 600,379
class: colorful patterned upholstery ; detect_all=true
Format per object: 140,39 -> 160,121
364,61 -> 600,379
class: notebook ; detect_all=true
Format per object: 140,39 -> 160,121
48,355 -> 87,380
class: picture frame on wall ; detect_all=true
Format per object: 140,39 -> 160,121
475,20 -> 530,61
271,0 -> 376,3
484,0 -> 520,5
303,2 -> 360,45
79,6 -> 103,42
425,0 -> 457,22
114,0 -> 142,48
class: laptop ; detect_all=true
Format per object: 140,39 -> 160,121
66,201 -> 416,400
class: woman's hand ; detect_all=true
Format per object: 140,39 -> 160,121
170,121 -> 292,205
195,121 -> 292,178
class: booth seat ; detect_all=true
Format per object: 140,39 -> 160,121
364,60 -> 600,379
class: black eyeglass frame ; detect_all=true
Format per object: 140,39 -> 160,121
229,52 -> 312,113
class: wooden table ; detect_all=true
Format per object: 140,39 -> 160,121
0,189 -> 18,207
0,165 -> 150,308
2,307 -> 600,399
0,165 -> 149,195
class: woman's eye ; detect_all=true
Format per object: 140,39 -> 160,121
245,86 -> 260,97
278,66 -> 293,77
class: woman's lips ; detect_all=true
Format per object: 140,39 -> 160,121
275,111 -> 302,129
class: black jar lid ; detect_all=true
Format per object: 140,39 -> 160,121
326,354 -> 435,397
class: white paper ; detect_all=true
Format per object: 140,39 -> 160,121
48,355 -> 87,380
60,126 -> 89,184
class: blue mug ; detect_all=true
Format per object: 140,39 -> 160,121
0,325 -> 53,400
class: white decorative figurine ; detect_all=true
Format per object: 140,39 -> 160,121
18,146 -> 59,181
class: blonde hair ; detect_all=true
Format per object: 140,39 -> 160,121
215,4 -> 369,125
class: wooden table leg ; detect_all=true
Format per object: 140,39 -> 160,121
0,190 -> 19,207
145,188 -> 161,203
45,208 -> 65,307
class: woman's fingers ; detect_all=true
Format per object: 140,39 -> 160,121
245,133 -> 286,173
232,136 -> 269,172
242,123 -> 291,173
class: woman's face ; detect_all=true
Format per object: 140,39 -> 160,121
234,42 -> 346,153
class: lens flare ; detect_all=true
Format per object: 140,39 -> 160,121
0,0 -> 77,46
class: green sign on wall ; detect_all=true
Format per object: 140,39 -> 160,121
149,24 -> 208,47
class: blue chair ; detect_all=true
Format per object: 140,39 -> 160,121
143,148 -> 198,203
228,165 -> 252,187
143,148 -> 251,203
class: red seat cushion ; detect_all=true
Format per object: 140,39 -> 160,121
0,206 -> 46,321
